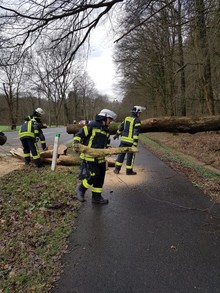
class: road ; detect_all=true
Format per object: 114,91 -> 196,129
52,143 -> 220,293
0,127 -> 73,154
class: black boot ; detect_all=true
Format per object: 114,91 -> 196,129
113,166 -> 120,174
92,193 -> 108,204
126,169 -> 137,175
76,183 -> 86,202
35,158 -> 44,168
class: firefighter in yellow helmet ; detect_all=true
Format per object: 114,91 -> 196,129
73,109 -> 117,204
113,106 -> 146,175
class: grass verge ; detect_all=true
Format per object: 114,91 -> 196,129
0,125 -> 17,132
0,165 -> 80,292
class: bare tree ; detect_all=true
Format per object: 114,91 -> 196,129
0,50 -> 26,129
193,0 -> 215,115
115,0 -> 181,116
175,0 -> 187,116
27,37 -> 79,126
73,71 -> 97,120
0,0 -> 123,72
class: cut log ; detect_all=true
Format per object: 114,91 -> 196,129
77,144 -> 138,157
66,115 -> 220,135
10,148 -> 24,159
58,155 -> 81,165
10,147 -> 117,167
39,144 -> 68,158
10,144 -> 68,161
42,155 -> 80,165
40,149 -> 54,158
57,144 -> 68,155
106,158 -> 116,167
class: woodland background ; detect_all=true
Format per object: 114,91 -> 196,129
0,0 -> 220,129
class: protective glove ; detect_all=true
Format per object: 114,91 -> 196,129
113,134 -> 119,140
73,141 -> 80,153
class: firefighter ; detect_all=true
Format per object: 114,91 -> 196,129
26,108 -> 47,150
113,106 -> 146,175
18,108 -> 47,168
73,109 -> 117,204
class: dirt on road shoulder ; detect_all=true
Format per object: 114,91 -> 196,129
0,154 -> 23,176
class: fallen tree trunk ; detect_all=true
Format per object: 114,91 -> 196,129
42,155 -> 81,165
40,145 -> 68,158
58,155 -> 81,165
9,145 -> 122,166
77,144 -> 138,157
66,115 -> 220,135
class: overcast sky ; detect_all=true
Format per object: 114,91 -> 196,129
86,20 -> 118,101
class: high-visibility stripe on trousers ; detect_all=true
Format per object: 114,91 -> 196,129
81,161 -> 106,195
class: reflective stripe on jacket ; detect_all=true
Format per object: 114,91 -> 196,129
18,120 -> 37,139
116,114 -> 141,145
18,116 -> 46,149
73,120 -> 110,163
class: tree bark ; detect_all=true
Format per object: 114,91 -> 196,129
77,144 -> 138,157
67,116 -> 220,135
195,0 -> 215,115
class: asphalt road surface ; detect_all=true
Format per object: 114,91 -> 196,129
52,144 -> 220,293
0,127 -> 73,154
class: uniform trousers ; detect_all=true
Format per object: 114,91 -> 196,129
20,137 -> 42,167
115,141 -> 135,171
81,161 -> 106,198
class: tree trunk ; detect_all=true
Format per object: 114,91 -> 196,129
177,0 -> 186,116
77,144 -> 138,157
67,115 -> 220,135
195,0 -> 215,115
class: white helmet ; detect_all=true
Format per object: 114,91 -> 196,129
35,107 -> 45,115
98,109 -> 117,121
131,106 -> 146,113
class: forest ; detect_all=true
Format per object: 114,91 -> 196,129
0,0 -> 220,129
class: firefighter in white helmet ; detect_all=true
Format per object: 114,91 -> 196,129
113,106 -> 146,175
18,108 -> 47,168
73,109 -> 117,204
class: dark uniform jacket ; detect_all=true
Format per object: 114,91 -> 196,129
18,116 -> 46,149
73,120 -> 110,163
116,113 -> 141,146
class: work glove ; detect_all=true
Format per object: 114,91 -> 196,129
73,141 -> 80,153
113,134 -> 119,140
